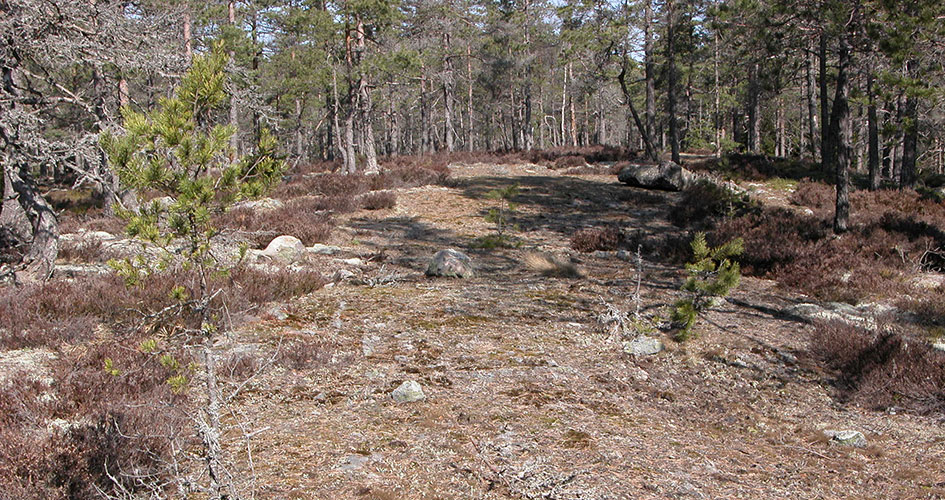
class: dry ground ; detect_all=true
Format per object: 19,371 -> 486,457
218,163 -> 945,499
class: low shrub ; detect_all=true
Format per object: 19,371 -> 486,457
552,155 -> 587,169
809,322 -> 945,414
670,180 -> 757,227
571,227 -> 621,252
359,191 -> 397,210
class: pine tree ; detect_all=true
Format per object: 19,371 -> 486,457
672,232 -> 743,340
101,42 -> 285,499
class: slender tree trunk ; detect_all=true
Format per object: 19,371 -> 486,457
644,0 -> 656,142
900,60 -> 919,189
522,0 -> 534,151
830,35 -> 851,234
819,32 -> 831,169
867,70 -> 879,190
227,1 -> 239,155
806,45 -> 818,158
443,33 -> 455,153
466,43 -> 474,151
747,62 -> 761,154
355,18 -> 378,174
666,0 -> 680,164
618,65 -> 658,161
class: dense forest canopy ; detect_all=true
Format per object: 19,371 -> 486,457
2,0 -> 945,278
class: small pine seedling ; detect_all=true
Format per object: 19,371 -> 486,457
672,232 -> 743,341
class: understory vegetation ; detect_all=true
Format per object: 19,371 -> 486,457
663,158 -> 945,415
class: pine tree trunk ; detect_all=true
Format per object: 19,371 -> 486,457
443,33 -> 455,153
866,71 -> 880,191
747,62 -> 761,154
645,0 -> 656,142
5,166 -> 58,282
227,1 -> 239,155
666,0 -> 680,164
819,33 -> 831,170
830,36 -> 851,234
806,44 -> 818,158
901,61 -> 919,189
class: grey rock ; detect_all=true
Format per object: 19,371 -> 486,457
932,342 -> 945,353
233,197 -> 284,211
391,380 -> 425,403
262,235 -> 306,262
616,249 -> 632,261
332,269 -> 355,282
308,243 -> 341,255
618,160 -> 696,191
784,302 -> 895,331
361,335 -> 380,357
54,264 -> 111,278
824,429 -> 867,448
623,336 -> 664,356
339,257 -> 364,266
426,249 -> 475,278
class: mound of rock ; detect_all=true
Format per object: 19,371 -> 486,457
618,160 -> 696,191
426,249 -> 475,278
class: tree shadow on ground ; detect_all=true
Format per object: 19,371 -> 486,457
344,215 -> 522,273
458,174 -> 684,254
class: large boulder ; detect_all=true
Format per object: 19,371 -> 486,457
618,160 -> 696,191
426,249 -> 475,278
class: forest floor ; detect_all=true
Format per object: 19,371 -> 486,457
216,162 -> 945,499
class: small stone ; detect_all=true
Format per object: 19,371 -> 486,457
391,380 -> 425,403
824,429 -> 867,448
332,269 -> 355,282
340,258 -> 364,266
932,343 -> 945,353
628,366 -> 649,382
267,306 -> 289,320
623,336 -> 664,356
361,335 -> 380,357
394,354 -> 410,364
616,249 -> 632,261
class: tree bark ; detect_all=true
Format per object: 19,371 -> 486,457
644,0 -> 656,142
666,0 -> 681,164
806,44 -> 819,158
819,32 -> 831,169
618,65 -> 659,162
747,62 -> 761,154
829,35 -> 851,234
227,1 -> 239,155
443,33 -> 455,153
900,60 -> 919,189
5,165 -> 58,282
867,71 -> 880,190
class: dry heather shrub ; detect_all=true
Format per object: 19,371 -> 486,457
0,338 -> 192,497
571,227 -> 621,252
216,204 -> 335,247
809,322 -> 945,414
553,155 -> 587,169
523,252 -> 585,278
277,338 -> 334,370
58,239 -> 105,263
670,180 -> 757,227
227,267 -> 326,305
359,191 -> 397,210
58,213 -> 125,235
